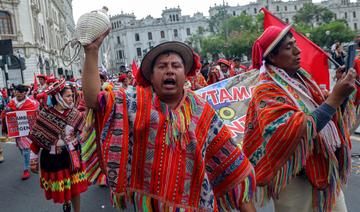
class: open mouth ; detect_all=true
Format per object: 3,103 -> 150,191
163,78 -> 177,88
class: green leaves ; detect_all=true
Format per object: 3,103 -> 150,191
200,13 -> 263,59
293,3 -> 335,25
293,3 -> 356,49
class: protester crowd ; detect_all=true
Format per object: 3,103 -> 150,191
0,20 -> 360,212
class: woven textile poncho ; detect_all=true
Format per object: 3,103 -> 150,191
94,86 -> 255,211
243,65 -> 355,212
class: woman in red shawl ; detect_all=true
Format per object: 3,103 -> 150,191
29,80 -> 87,212
6,84 -> 38,180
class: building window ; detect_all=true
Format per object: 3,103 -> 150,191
0,11 -> 13,34
355,23 -> 358,30
117,36 -> 120,44
148,32 -> 152,40
160,30 -> 165,38
345,12 -> 347,19
135,33 -> 140,41
41,25 -> 45,41
186,28 -> 191,36
354,11 -> 356,18
295,5 -> 297,10
136,48 -> 142,57
173,15 -> 176,22
233,11 -> 236,16
254,8 -> 257,14
118,50 -> 123,59
276,6 -> 279,11
174,29 -> 178,37
284,6 -> 287,11
335,13 -> 337,19
169,15 -> 172,21
176,14 -> 179,21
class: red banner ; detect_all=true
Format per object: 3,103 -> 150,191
5,110 -> 37,138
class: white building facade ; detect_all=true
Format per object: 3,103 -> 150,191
0,0 -> 80,88
102,1 -> 360,72
102,7 -> 209,72
209,0 -> 360,32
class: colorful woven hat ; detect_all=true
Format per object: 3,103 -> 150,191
138,41 -> 201,87
45,79 -> 66,96
252,25 -> 292,69
217,58 -> 231,67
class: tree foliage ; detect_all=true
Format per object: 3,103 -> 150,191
293,3 -> 357,49
188,3 -> 357,62
293,3 -> 334,25
200,12 -> 263,60
309,20 -> 357,49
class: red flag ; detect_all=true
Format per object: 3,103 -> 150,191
33,73 -> 38,92
261,8 -> 330,89
131,59 -> 138,77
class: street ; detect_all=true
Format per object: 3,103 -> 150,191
1,137 -> 360,212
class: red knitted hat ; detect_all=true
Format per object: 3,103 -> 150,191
118,73 -> 127,82
252,25 -> 292,69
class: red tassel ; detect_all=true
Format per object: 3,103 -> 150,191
252,40 -> 263,70
135,70 -> 151,87
188,51 -> 202,77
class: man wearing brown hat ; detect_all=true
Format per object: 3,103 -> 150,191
243,25 -> 357,211
82,32 -> 256,211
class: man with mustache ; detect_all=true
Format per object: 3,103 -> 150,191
82,32 -> 256,211
243,25 -> 357,212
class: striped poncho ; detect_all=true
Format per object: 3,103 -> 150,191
94,85 -> 255,211
243,65 -> 354,212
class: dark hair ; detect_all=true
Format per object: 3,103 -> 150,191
202,62 -> 209,66
50,86 -> 72,106
99,73 -> 107,80
264,32 -> 293,65
15,84 -> 28,93
150,51 -> 185,73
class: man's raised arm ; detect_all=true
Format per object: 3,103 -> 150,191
82,30 -> 110,109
